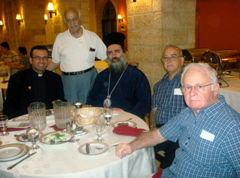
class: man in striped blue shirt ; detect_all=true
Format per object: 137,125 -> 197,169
149,45 -> 187,168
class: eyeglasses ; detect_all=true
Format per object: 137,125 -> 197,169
32,56 -> 48,60
181,83 -> 213,93
162,55 -> 182,62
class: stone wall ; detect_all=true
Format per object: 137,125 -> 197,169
0,0 -> 91,53
0,0 -> 197,90
126,0 -> 196,89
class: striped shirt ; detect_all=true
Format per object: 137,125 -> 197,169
1,50 -> 19,63
161,95 -> 240,177
152,71 -> 186,124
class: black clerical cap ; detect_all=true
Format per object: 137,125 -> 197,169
103,32 -> 125,48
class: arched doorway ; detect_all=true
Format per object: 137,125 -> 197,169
102,1 -> 117,38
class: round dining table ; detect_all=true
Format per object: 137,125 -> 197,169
0,110 -> 156,178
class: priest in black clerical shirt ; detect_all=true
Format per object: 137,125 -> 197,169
87,32 -> 151,120
3,45 -> 65,119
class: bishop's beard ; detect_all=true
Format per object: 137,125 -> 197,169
108,55 -> 127,73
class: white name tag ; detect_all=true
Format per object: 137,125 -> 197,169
174,88 -> 182,95
200,130 -> 215,142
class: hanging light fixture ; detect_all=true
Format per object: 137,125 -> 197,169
44,14 -> 48,24
16,14 -> 23,24
117,14 -> 123,23
47,2 -> 57,18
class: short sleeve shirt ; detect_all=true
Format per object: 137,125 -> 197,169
52,26 -> 107,72
160,95 -> 240,177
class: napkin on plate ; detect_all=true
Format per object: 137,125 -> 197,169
112,125 -> 146,137
50,125 -> 64,131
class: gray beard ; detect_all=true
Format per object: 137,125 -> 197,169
108,55 -> 127,73
109,61 -> 126,73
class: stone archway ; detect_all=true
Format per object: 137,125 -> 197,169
95,0 -> 118,39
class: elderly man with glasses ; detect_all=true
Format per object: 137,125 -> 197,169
3,45 -> 65,119
149,45 -> 187,168
116,63 -> 240,177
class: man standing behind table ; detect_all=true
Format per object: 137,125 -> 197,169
149,45 -> 187,168
47,7 -> 107,104
87,32 -> 151,120
116,63 -> 240,177
3,45 -> 65,119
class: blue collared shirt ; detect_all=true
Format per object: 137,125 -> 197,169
153,71 -> 187,124
160,95 -> 240,177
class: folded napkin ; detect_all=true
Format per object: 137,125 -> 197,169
50,125 -> 64,131
112,125 -> 146,137
0,127 -> 27,132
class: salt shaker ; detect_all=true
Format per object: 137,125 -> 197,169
66,122 -> 71,132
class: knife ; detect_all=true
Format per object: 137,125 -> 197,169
7,152 -> 37,170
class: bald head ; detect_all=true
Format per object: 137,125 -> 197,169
64,7 -> 81,22
64,7 -> 82,37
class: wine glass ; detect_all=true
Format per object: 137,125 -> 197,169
26,128 -> 40,149
92,117 -> 105,142
0,115 -> 9,136
103,107 -> 113,126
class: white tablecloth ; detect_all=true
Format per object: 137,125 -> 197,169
219,75 -> 240,113
0,111 -> 156,178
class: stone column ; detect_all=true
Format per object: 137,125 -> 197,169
126,0 -> 196,88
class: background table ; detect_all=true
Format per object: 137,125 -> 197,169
219,75 -> 240,113
0,111 -> 156,178
0,77 -> 8,111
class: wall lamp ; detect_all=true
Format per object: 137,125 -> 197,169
117,14 -> 123,23
44,14 -> 48,24
47,3 -> 57,18
0,20 -> 3,28
16,14 -> 23,25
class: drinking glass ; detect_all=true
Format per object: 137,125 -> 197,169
26,128 -> 40,149
92,117 -> 105,142
103,107 -> 113,126
0,115 -> 9,136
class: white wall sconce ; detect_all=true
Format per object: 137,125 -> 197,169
44,14 -> 48,24
47,3 -> 57,18
117,14 -> 123,23
0,20 -> 3,28
16,14 -> 23,24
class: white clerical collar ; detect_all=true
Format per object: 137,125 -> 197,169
38,74 -> 43,77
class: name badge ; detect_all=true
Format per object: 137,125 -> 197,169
174,88 -> 182,95
200,130 -> 215,142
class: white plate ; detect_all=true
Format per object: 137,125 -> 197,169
16,133 -> 29,142
0,143 -> 29,162
8,121 -> 30,128
39,131 -> 74,145
12,116 -> 28,122
112,120 -> 137,128
79,142 -> 109,155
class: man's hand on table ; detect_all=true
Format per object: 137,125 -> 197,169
115,143 -> 134,158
